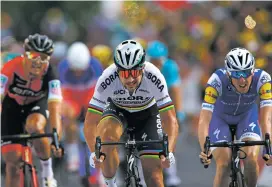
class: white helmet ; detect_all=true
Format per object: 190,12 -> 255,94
225,47 -> 255,72
114,40 -> 145,69
67,42 -> 90,70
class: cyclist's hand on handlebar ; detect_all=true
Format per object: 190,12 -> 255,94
51,143 -> 64,158
160,152 -> 175,168
89,152 -> 105,168
263,154 -> 272,166
199,151 -> 212,166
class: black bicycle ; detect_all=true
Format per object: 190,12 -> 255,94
95,127 -> 169,187
203,125 -> 272,187
1,128 -> 60,187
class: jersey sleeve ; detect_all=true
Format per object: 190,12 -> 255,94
46,65 -> 63,102
164,60 -> 181,88
257,71 -> 272,108
1,59 -> 16,96
201,72 -> 221,112
88,71 -> 112,115
146,64 -> 174,113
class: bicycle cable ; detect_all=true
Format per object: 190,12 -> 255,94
238,148 -> 247,159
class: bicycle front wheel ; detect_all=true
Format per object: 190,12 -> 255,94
236,171 -> 245,187
229,172 -> 245,187
126,176 -> 143,187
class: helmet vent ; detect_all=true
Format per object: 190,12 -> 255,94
117,50 -> 125,65
125,52 -> 131,65
122,41 -> 128,45
131,49 -> 140,65
230,55 -> 239,67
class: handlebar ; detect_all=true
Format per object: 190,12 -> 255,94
1,128 -> 60,151
203,133 -> 271,168
95,133 -> 169,159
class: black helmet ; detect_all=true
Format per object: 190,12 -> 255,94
24,34 -> 54,56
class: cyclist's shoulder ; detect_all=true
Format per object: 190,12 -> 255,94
1,53 -> 21,64
43,63 -> 58,81
1,55 -> 23,73
144,61 -> 162,75
94,64 -> 118,93
144,62 -> 167,93
254,69 -> 270,79
213,68 -> 227,77
98,64 -> 118,82
255,69 -> 271,90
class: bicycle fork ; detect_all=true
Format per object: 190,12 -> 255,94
20,145 -> 39,187
126,152 -> 142,187
230,147 -> 245,187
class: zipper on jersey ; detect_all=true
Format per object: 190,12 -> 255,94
233,93 -> 241,115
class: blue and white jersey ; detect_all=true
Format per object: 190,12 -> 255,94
202,68 -> 272,116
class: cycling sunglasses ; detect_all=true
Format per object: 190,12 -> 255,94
229,69 -> 252,79
118,68 -> 143,79
26,52 -> 50,64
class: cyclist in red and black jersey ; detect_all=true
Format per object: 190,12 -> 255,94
1,34 -> 63,187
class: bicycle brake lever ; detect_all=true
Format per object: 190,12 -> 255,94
203,136 -> 210,169
52,128 -> 60,150
263,133 -> 271,161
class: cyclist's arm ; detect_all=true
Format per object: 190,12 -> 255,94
198,109 -> 213,151
48,80 -> 63,139
1,60 -> 14,103
198,73 -> 220,151
259,106 -> 272,139
154,66 -> 179,153
160,108 -> 179,152
84,111 -> 101,151
258,72 -> 272,139
84,73 -> 110,152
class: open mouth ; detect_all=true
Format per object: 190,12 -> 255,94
239,84 -> 247,88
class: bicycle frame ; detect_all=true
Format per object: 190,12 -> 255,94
203,132 -> 271,187
125,135 -> 142,187
95,130 -> 169,187
228,127 -> 245,187
20,145 -> 39,187
1,129 -> 60,187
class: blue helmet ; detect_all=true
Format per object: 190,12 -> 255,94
146,40 -> 168,59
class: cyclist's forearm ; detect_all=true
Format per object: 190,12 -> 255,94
259,106 -> 272,140
166,120 -> 179,153
198,109 -> 212,151
48,101 -> 62,139
160,109 -> 179,152
84,125 -> 97,152
83,112 -> 101,152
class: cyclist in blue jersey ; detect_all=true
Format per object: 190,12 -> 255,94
58,42 -> 104,186
198,48 -> 272,187
147,40 -> 183,187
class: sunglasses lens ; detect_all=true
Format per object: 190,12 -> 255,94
119,70 -> 128,79
131,70 -> 139,78
231,70 -> 252,79
118,69 -> 142,79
